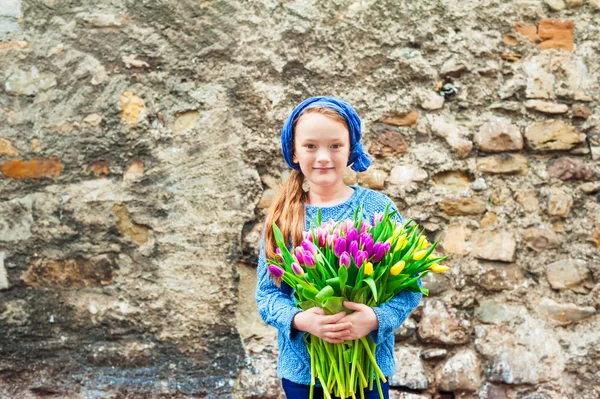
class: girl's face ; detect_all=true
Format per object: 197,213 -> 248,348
292,112 -> 351,192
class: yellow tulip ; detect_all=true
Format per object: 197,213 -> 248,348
390,260 -> 405,276
394,234 -> 407,251
364,262 -> 374,276
429,264 -> 450,273
401,240 -> 409,250
412,249 -> 428,261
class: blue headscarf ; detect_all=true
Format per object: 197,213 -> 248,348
280,96 -> 371,173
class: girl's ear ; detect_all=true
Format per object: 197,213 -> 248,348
292,152 -> 298,163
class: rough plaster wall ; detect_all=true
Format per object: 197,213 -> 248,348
0,0 -> 599,398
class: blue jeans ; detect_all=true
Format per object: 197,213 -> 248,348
281,378 -> 389,399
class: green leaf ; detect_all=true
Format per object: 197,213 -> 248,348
315,285 -> 335,304
321,296 -> 350,315
338,265 -> 348,295
364,278 -> 378,304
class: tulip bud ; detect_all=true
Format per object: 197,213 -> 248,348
291,262 -> 304,276
429,264 -> 450,273
302,239 -> 317,255
339,251 -> 351,268
360,221 -> 371,234
274,248 -> 284,264
303,251 -> 316,268
268,265 -> 284,279
383,242 -> 391,254
355,250 -> 367,268
295,247 -> 305,265
303,231 -> 313,242
364,262 -> 374,276
372,242 -> 385,262
348,241 -> 359,258
346,228 -> 358,244
364,237 -> 374,258
390,260 -> 405,276
319,230 -> 327,247
412,249 -> 428,261
333,238 -> 347,257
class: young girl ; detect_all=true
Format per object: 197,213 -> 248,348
255,96 -> 422,399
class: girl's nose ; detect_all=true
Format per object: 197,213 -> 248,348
315,149 -> 330,163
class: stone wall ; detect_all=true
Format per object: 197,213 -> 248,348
1,0 -> 599,398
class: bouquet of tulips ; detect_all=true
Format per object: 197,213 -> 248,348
267,204 -> 449,399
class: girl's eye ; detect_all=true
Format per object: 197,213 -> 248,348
331,144 -> 341,149
305,144 -> 316,149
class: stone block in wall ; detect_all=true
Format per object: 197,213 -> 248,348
0,0 -> 21,38
439,196 -> 486,216
369,129 -> 408,157
524,100 -> 569,114
537,297 -> 596,325
525,121 -> 585,151
469,262 -> 524,292
418,300 -> 473,345
4,66 -> 56,96
432,171 -> 471,191
538,18 -> 574,51
434,349 -> 483,392
522,226 -> 560,251
358,168 -> 388,190
476,154 -> 529,176
474,317 -> 565,384
389,347 -> 428,390
547,187 -> 573,218
515,189 -> 540,213
0,157 -> 63,179
546,258 -> 595,293
0,195 -> 33,242
475,300 -> 527,325
547,157 -> 594,181
474,118 -> 523,152
471,230 -> 517,262
21,255 -> 117,289
429,116 -> 472,159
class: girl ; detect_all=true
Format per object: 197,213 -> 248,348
255,96 -> 422,399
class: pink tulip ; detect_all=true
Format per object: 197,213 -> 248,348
303,251 -> 316,268
291,262 -> 304,276
268,265 -> 284,278
295,247 -> 305,265
339,252 -> 351,268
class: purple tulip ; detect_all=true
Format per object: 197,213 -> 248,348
268,265 -> 284,278
364,238 -> 374,257
303,251 -> 316,268
383,242 -> 391,254
339,251 -> 351,268
291,262 -> 304,276
348,241 -> 359,258
372,242 -> 385,262
359,232 -> 370,246
346,228 -> 358,244
302,239 -> 317,255
295,247 -> 305,265
355,250 -> 367,268
333,238 -> 347,257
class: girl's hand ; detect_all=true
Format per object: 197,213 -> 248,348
292,307 -> 353,344
336,301 -> 379,341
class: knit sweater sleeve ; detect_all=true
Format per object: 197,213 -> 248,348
255,229 -> 303,339
370,198 -> 423,345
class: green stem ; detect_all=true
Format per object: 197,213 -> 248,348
359,337 -> 386,383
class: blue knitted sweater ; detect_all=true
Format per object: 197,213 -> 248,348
255,185 -> 423,385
